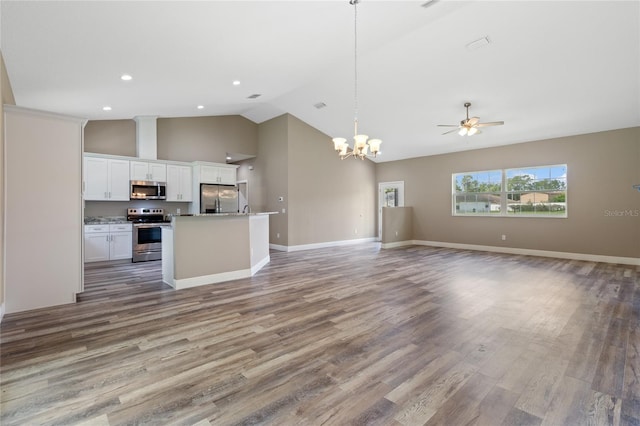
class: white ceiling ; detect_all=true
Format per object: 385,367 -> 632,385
2,1 -> 639,163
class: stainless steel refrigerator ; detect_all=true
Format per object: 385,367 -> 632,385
200,184 -> 239,213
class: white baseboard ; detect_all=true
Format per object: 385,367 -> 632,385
251,255 -> 270,275
165,255 -> 271,290
171,269 -> 252,290
411,240 -> 640,266
381,241 -> 414,249
270,237 -> 377,253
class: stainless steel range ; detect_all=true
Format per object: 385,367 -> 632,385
127,208 -> 170,262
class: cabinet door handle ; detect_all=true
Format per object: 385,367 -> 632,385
108,192 -> 111,199
104,191 -> 108,198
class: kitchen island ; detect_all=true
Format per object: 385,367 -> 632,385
161,213 -> 275,289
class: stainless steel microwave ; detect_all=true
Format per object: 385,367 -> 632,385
130,180 -> 166,200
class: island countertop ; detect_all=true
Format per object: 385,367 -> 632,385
170,211 -> 277,219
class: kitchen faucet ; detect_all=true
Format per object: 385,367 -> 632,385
243,204 -> 250,213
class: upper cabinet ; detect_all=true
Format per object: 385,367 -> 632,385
166,164 -> 193,202
130,160 -> 167,182
84,157 -> 130,201
198,163 -> 237,185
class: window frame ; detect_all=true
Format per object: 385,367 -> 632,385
452,164 -> 568,218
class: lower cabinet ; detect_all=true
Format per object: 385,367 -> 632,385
84,224 -> 132,262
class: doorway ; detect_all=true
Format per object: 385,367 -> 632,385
238,180 -> 249,213
378,181 -> 404,240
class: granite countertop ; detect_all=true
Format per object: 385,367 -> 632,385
171,212 -> 278,218
84,216 -> 129,225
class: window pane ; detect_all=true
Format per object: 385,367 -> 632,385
507,165 -> 566,191
455,193 -> 501,214
454,170 -> 501,193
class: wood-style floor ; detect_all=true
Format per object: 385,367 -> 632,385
1,244 -> 639,425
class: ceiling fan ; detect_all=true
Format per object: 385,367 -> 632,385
438,102 -> 504,136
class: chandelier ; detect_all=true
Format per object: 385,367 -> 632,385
332,0 -> 381,160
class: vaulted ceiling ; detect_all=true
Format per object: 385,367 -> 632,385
2,1 -> 638,162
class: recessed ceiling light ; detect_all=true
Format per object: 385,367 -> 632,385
232,80 -> 241,86
102,106 -> 112,111
247,94 -> 261,99
197,105 -> 204,109
314,102 -> 327,109
121,74 -> 133,81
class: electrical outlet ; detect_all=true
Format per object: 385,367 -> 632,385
282,208 -> 286,213
354,228 -> 358,234
276,233 -> 280,239
501,234 -> 506,241
395,231 -> 399,237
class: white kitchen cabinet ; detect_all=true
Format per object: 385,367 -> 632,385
84,157 -> 130,201
109,224 -> 133,260
166,164 -> 193,202
199,164 -> 237,185
84,225 -> 111,262
84,223 -> 132,262
130,160 -> 167,182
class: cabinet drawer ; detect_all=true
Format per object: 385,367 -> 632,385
85,225 -> 109,233
109,223 -> 132,232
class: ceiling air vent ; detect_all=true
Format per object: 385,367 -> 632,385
466,36 -> 491,51
314,102 -> 327,109
247,94 -> 261,99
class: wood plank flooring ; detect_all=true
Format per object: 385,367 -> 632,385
1,244 -> 639,425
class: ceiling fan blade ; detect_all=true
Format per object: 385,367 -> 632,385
437,124 -> 459,127
467,117 -> 480,126
441,128 -> 460,135
476,121 -> 505,127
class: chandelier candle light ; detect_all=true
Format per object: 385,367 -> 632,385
332,0 -> 381,160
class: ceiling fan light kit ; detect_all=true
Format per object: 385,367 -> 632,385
438,102 -> 504,136
332,0 -> 381,160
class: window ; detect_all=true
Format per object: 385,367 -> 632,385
506,165 -> 567,216
453,164 -> 567,217
453,170 -> 502,215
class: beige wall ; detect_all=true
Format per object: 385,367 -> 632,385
1,50 -> 16,314
84,115 -> 258,164
157,115 -> 258,163
382,207 -> 413,244
254,115 -> 289,244
287,114 -> 376,245
251,113 -> 377,247
173,216 -> 250,280
84,119 -> 136,156
5,106 -> 83,313
376,127 -> 640,259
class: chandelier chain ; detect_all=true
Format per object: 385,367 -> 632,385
353,0 -> 359,136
